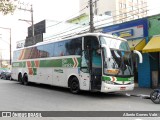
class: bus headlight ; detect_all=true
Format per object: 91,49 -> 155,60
129,77 -> 134,84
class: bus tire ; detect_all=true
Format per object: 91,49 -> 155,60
69,77 -> 80,94
18,73 -> 23,84
23,74 -> 29,86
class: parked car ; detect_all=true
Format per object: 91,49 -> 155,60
0,70 -> 11,80
0,70 -> 5,77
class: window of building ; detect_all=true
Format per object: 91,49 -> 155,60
119,3 -> 122,8
124,13 -> 127,17
128,0 -> 132,2
128,6 -> 132,11
104,11 -> 112,16
94,8 -> 98,15
123,3 -> 126,8
132,6 -> 134,10
141,1 -> 143,5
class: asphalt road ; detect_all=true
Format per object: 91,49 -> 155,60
0,79 -> 159,120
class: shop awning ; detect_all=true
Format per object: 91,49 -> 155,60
143,36 -> 160,53
127,38 -> 146,51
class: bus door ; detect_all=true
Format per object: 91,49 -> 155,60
80,36 -> 102,91
80,50 -> 91,91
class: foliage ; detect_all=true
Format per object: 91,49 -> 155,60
0,0 -> 17,15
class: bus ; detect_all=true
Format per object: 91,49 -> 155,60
11,33 -> 142,93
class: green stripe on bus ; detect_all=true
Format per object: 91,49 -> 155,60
102,76 -> 111,81
12,62 -> 26,68
39,59 -> 61,67
102,76 -> 131,81
12,57 -> 81,68
116,77 -> 130,81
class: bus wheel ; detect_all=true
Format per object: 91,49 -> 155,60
18,74 -> 23,84
23,74 -> 29,86
70,77 -> 80,94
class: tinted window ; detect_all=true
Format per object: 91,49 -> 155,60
54,41 -> 66,57
24,48 -> 32,59
13,50 -> 21,61
30,47 -> 39,59
43,43 -> 54,57
13,37 -> 82,60
65,38 -> 82,55
37,45 -> 48,58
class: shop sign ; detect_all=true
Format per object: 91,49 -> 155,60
112,29 -> 134,38
16,40 -> 25,48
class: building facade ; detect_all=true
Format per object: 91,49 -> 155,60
102,14 -> 160,88
143,14 -> 160,88
79,0 -> 147,23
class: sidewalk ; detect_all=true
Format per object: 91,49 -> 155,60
126,87 -> 153,95
116,87 -> 154,98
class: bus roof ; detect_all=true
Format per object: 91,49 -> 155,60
15,32 -> 127,50
37,32 -> 126,45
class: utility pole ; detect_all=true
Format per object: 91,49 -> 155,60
0,27 -> 12,65
9,28 -> 11,65
31,5 -> 34,39
89,0 -> 94,32
18,3 -> 35,44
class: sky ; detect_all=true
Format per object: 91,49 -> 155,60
0,0 -> 80,59
0,0 -> 160,60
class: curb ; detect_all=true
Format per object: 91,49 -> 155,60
125,93 -> 151,99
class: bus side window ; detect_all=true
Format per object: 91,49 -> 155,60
43,43 -> 54,57
65,38 -> 82,55
54,41 -> 67,56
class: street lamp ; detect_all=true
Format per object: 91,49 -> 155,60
0,27 -> 11,65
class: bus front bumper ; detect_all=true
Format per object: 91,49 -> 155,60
101,81 -> 134,93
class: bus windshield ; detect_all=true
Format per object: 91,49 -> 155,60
100,36 -> 133,77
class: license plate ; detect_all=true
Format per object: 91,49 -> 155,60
120,87 -> 126,90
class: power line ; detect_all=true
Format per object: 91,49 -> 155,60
44,5 -> 149,39
44,23 -> 89,41
93,8 -> 149,29
18,2 -> 35,44
94,3 -> 148,23
38,2 -> 147,35
46,1 -> 147,34
22,5 -> 89,35
20,1 -> 160,42
46,6 -> 89,28
47,6 -> 153,39
44,24 -> 82,39
35,0 -> 97,36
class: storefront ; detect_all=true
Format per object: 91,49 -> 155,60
102,18 -> 151,87
142,14 -> 160,88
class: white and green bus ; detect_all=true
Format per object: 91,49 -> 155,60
11,33 -> 142,93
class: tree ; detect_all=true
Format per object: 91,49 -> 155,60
0,0 -> 17,15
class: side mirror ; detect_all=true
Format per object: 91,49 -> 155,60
101,44 -> 111,58
133,50 -> 143,63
